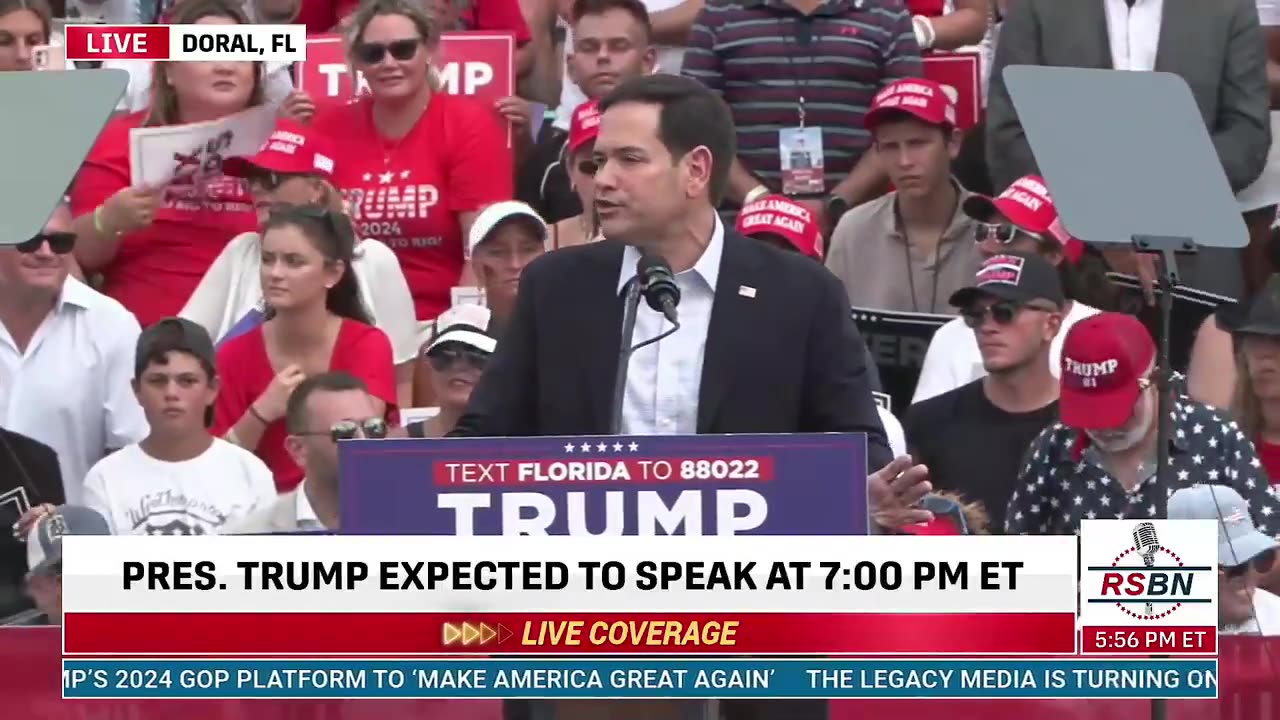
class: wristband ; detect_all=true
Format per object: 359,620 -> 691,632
912,15 -> 936,49
93,205 -> 121,238
744,185 -> 770,205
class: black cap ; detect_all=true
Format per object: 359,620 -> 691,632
949,252 -> 1065,309
1220,274 -> 1280,336
135,318 -> 217,379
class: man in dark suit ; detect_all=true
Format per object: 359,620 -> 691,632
986,0 -> 1270,300
456,74 -> 934,720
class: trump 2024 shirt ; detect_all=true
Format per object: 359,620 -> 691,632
313,93 -> 513,321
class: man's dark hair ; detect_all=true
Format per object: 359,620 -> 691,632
571,0 -> 652,37
599,75 -> 735,205
285,372 -> 369,434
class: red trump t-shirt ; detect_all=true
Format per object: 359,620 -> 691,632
212,319 -> 400,492
69,111 -> 258,327
313,93 -> 513,320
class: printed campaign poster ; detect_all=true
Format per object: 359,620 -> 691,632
127,104 -> 277,188
338,434 -> 869,536
297,32 -> 515,109
852,306 -> 952,414
922,51 -> 982,130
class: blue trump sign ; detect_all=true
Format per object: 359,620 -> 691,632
338,433 -> 867,535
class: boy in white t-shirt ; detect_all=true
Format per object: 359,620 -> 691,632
82,318 -> 276,535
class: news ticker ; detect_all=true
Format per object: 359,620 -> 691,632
61,659 -> 1219,700
61,528 -> 1219,657
63,25 -> 307,62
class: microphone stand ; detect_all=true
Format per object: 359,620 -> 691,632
610,278 -> 644,436
1132,234 -> 1195,720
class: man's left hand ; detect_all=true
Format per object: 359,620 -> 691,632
868,455 -> 934,529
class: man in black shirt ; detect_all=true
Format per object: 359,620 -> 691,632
905,252 -> 1063,531
0,428 -> 64,621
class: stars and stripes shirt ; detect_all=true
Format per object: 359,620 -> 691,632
1006,394 -> 1280,536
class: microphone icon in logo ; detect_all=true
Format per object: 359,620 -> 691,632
1133,522 -> 1160,615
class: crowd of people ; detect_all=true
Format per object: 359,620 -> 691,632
1,0 -> 1280,685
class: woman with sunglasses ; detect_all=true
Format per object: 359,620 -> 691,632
0,0 -> 50,71
404,304 -> 495,438
181,119 -> 418,408
310,0 -> 513,406
212,204 -> 399,492
549,101 -> 605,249
912,174 -> 1111,404
68,0 -> 270,327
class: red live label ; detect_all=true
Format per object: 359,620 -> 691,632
64,25 -> 169,60
1081,626 -> 1217,654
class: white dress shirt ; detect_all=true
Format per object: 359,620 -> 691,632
0,278 -> 149,502
617,217 -> 724,436
1104,0 -> 1163,72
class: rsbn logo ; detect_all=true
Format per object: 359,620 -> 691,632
1090,521 -> 1213,620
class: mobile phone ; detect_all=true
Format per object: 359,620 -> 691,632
32,45 -> 66,71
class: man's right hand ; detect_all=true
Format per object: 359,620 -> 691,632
868,455 -> 934,529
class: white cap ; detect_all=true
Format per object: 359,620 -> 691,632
425,304 -> 497,355
467,201 -> 547,256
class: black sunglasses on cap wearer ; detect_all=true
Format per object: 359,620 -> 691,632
427,345 -> 490,373
15,232 -> 76,255
248,170 -> 306,192
294,418 -> 389,443
1223,547 -> 1277,579
960,300 -> 1056,328
353,38 -> 422,65
974,223 -> 1043,245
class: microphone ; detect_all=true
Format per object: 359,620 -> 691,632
636,254 -> 681,325
1133,522 -> 1160,615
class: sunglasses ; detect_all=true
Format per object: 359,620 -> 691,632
295,417 -> 389,443
576,159 -> 597,176
268,203 -> 353,238
16,232 -> 75,255
974,223 -> 1042,245
353,38 -> 421,65
248,171 -> 305,192
961,300 -> 1054,328
427,345 -> 489,372
1224,547 -> 1277,579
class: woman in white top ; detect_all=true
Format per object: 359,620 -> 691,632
912,176 -> 1112,404
181,119 -> 418,407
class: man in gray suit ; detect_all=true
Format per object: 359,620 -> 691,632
986,0 -> 1271,298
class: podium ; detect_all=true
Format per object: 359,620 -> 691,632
338,432 -> 871,720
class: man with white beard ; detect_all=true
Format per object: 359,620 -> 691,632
1006,313 -> 1280,535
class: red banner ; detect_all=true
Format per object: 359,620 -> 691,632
297,33 -> 515,108
922,51 -> 982,130
63,611 -> 1077,655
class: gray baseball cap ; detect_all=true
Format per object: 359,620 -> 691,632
1168,485 -> 1279,567
25,505 -> 111,578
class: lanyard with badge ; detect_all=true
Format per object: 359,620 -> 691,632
779,16 -> 826,196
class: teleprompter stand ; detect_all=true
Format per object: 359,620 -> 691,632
1003,66 -> 1249,720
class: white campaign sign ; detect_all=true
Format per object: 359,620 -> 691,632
128,104 -> 277,188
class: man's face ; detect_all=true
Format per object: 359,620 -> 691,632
0,205 -> 73,297
286,389 -> 379,484
974,211 -> 1051,260
133,351 -> 218,437
569,9 -> 655,100
873,118 -> 958,200
1218,561 -> 1263,629
26,570 -> 61,625
963,296 -> 1060,373
593,102 -> 709,244
471,220 -> 545,307
1085,374 -> 1156,453
1242,335 -> 1280,400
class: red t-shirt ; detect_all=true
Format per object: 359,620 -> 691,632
212,319 -> 399,492
1258,439 -> 1280,485
69,111 -> 258,327
313,93 -> 513,320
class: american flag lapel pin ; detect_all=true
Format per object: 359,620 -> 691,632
739,285 -> 757,298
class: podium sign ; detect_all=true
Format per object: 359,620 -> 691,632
338,434 -> 869,536
853,307 -> 952,413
